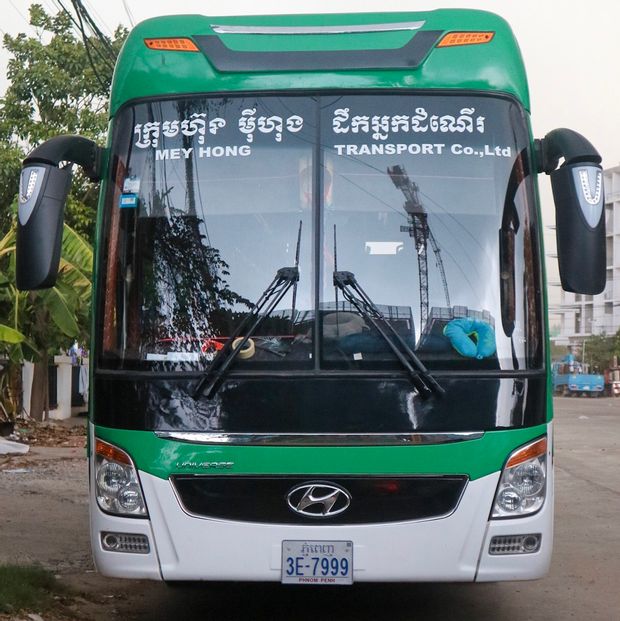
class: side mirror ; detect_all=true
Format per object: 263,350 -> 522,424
537,129 -> 605,294
16,135 -> 102,290
17,164 -> 72,289
550,162 -> 604,294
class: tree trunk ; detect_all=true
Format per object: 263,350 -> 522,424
1,361 -> 20,421
29,356 -> 49,421
6,361 -> 22,419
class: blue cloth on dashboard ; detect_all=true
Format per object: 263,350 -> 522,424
443,318 -> 496,359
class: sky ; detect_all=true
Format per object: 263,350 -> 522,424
2,0 -> 619,301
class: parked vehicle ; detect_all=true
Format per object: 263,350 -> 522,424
604,360 -> 620,396
552,355 -> 605,397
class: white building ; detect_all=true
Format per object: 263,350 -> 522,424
552,164 -> 620,345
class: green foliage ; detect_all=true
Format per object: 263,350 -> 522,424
0,222 -> 92,420
1,4 -> 125,144
550,340 -> 569,362
0,145 -> 22,233
0,223 -> 93,363
583,331 -> 620,372
0,3 -> 127,242
553,332 -> 620,373
0,4 -> 123,419
0,564 -> 60,614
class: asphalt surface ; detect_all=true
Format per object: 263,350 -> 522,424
0,397 -> 618,620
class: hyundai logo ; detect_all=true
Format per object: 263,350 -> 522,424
287,482 -> 352,517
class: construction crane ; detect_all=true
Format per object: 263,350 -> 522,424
387,165 -> 450,328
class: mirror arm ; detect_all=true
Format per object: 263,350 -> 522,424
535,129 -> 601,175
23,135 -> 103,181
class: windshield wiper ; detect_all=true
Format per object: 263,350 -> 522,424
333,270 -> 444,399
193,266 -> 299,399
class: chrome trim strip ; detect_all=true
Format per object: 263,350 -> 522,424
154,431 -> 483,446
210,22 -> 425,36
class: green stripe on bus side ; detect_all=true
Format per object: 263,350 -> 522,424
94,423 -> 547,481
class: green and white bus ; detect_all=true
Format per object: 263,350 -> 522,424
16,10 -> 605,584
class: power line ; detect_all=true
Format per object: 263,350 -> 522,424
71,0 -> 116,61
121,0 -> 135,27
52,0 -> 116,68
71,0 -> 108,90
8,0 -> 30,26
41,0 -> 58,14
6,0 -> 40,38
66,0 -> 116,68
51,0 -> 90,40
82,0 -> 113,36
48,0 -> 117,89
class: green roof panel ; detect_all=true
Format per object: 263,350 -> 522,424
110,10 -> 530,114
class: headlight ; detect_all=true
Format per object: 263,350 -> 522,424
95,439 -> 148,517
491,437 -> 547,518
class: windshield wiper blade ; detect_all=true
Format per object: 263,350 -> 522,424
333,270 -> 444,399
193,266 -> 299,399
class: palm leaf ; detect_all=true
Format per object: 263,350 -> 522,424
62,224 -> 93,274
38,287 -> 79,337
0,228 -> 16,259
58,256 -> 91,291
0,324 -> 25,343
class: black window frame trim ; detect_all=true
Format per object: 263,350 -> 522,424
95,88 -> 546,377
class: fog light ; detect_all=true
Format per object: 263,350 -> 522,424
101,532 -> 150,554
489,534 -> 541,555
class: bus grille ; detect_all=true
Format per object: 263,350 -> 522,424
170,475 -> 468,525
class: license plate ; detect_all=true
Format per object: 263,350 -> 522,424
281,540 -> 353,585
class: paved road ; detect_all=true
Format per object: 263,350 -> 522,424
1,398 -> 618,620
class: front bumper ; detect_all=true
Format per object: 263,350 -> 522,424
90,465 -> 553,582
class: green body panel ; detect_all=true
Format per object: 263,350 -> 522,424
91,10 -> 551,468
109,10 -> 530,115
94,424 -> 547,481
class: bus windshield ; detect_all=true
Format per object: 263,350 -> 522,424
98,93 -> 542,373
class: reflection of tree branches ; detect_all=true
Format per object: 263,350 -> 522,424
142,196 -> 251,349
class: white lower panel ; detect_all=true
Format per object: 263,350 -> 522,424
90,435 -> 554,582
476,439 -> 555,582
89,483 -> 162,579
136,471 -> 501,582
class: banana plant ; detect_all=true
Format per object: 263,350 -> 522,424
0,222 -> 92,420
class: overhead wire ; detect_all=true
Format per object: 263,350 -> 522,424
82,0 -> 113,36
121,0 -> 136,27
48,0 -> 119,92
41,0 -> 59,15
71,0 -> 109,91
72,0 -> 117,61
51,0 -> 85,38
52,0 -> 117,73
6,0 -> 40,41
52,0 -> 114,88
8,0 -> 31,26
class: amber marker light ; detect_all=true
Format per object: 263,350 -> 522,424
505,437 -> 547,469
144,38 -> 199,52
95,439 -> 132,465
437,31 -> 495,48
